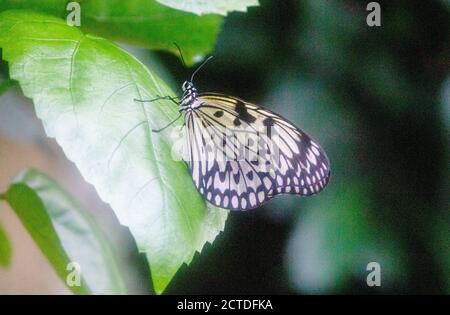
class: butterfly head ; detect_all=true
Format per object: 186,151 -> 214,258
181,80 -> 197,106
182,80 -> 195,92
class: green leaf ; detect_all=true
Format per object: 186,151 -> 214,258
0,222 -> 12,267
156,0 -> 259,16
0,0 -> 222,64
2,168 -> 126,294
0,10 -> 228,294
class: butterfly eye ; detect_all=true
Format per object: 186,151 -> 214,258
182,81 -> 189,91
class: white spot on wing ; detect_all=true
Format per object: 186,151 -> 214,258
277,176 -> 283,186
263,177 -> 272,190
232,196 -> 238,208
258,191 -> 265,203
223,196 -> 229,208
307,149 -> 317,165
249,193 -> 256,206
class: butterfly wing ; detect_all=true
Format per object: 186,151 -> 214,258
184,93 -> 330,211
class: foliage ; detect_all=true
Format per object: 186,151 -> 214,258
0,222 -> 11,267
0,8 -> 228,294
0,0 -> 448,295
1,169 -> 125,294
0,0 -> 222,64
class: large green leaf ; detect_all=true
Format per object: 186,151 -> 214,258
157,0 -> 259,16
0,0 -> 222,64
0,222 -> 11,267
1,169 -> 126,294
0,10 -> 228,294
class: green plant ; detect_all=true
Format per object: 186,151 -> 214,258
0,0 -> 259,294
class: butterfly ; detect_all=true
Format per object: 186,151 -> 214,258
137,57 -> 330,211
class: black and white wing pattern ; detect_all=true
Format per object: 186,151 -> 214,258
184,93 -> 330,211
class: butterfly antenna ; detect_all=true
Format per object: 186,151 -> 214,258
190,55 -> 214,82
173,42 -> 187,68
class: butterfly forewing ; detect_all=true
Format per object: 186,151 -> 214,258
183,93 -> 330,211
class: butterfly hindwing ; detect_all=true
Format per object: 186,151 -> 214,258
184,93 -> 330,211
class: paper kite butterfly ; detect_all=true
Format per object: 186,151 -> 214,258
137,56 -> 330,211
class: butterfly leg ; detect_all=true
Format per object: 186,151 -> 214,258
134,95 -> 179,105
152,113 -> 183,133
178,121 -> 186,132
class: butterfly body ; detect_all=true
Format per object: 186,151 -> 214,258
175,80 -> 331,211
180,81 -> 200,111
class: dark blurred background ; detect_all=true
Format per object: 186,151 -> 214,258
0,0 -> 448,294
158,0 -> 450,294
